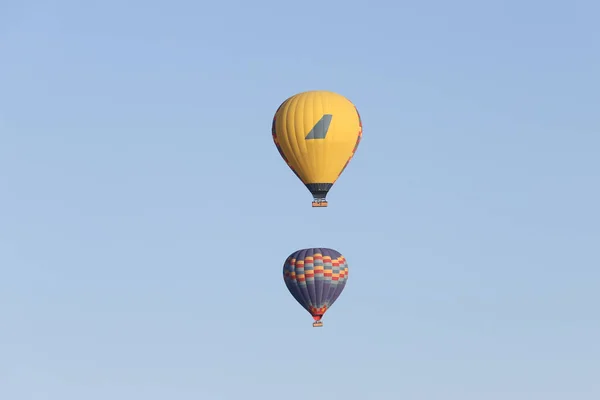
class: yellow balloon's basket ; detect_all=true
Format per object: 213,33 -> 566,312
312,321 -> 323,327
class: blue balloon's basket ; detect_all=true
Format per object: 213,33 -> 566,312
311,200 -> 328,207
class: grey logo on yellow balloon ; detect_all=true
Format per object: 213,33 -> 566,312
305,114 -> 333,140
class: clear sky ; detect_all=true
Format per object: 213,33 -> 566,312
1,0 -> 599,399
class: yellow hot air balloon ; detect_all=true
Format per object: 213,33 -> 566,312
272,90 -> 362,207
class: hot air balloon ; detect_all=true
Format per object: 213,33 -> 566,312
283,248 -> 349,327
272,90 -> 362,207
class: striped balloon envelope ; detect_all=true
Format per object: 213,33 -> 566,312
283,248 -> 349,327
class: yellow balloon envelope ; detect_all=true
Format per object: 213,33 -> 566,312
272,90 -> 362,207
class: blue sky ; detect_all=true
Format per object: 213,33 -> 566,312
1,0 -> 599,399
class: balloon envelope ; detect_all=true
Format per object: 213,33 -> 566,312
272,90 -> 362,206
283,248 -> 349,323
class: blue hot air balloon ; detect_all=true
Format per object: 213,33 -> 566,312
283,248 -> 349,327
